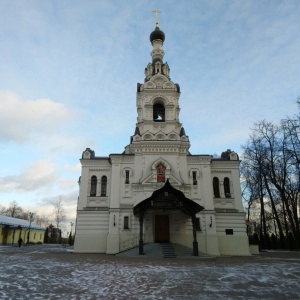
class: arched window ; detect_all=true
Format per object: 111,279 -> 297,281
125,170 -> 130,184
156,163 -> 166,182
90,176 -> 97,196
101,176 -> 107,196
192,171 -> 197,185
224,177 -> 231,198
213,177 -> 220,198
153,103 -> 165,122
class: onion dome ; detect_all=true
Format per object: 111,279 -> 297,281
150,26 -> 165,43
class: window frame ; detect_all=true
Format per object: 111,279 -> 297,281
90,175 -> 97,196
101,176 -> 107,197
192,171 -> 197,185
156,163 -> 166,183
123,216 -> 129,230
213,177 -> 220,198
224,177 -> 231,198
153,103 -> 165,122
125,170 -> 130,184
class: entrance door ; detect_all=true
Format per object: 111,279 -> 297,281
155,215 -> 169,242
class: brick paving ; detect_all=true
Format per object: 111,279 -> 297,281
0,244 -> 300,299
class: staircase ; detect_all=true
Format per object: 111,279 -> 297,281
117,242 -> 213,259
160,243 -> 177,258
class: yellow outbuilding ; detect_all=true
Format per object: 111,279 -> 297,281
0,215 -> 45,245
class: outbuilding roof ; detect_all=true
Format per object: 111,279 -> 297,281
0,215 -> 45,230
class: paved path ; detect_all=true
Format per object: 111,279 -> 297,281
1,244 -> 300,299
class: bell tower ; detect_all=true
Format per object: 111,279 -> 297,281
128,13 -> 190,155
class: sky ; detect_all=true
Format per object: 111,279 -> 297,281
0,0 -> 299,229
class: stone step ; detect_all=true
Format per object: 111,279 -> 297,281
160,243 -> 177,258
117,242 -> 214,259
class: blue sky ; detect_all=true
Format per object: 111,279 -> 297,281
0,0 -> 299,226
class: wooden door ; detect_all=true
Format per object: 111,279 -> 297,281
155,215 -> 169,242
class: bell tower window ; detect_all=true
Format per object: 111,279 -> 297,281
156,163 -> 166,182
153,103 -> 165,122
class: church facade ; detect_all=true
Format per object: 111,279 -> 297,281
74,23 -> 250,256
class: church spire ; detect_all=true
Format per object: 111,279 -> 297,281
149,9 -> 165,45
152,9 -> 161,27
146,10 -> 169,81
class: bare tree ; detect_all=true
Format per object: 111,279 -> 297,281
51,197 -> 66,233
5,201 -> 24,218
0,204 -> 7,215
242,100 -> 300,249
34,213 -> 50,228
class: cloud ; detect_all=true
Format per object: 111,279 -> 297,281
64,163 -> 81,173
33,190 -> 79,224
21,192 -> 78,227
0,160 -> 58,192
0,90 -> 73,143
0,159 -> 79,223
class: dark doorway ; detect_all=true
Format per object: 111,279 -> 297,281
2,227 -> 8,245
155,215 -> 169,242
133,180 -> 204,256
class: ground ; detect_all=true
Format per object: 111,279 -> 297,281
0,244 -> 300,300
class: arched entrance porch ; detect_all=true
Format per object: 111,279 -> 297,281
133,180 -> 204,256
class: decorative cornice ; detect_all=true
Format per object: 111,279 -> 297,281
211,169 -> 231,173
82,207 -> 109,211
133,143 -> 190,155
81,160 -> 110,167
215,210 -> 245,215
120,204 -> 134,209
89,168 -> 111,172
187,157 -> 211,164
211,160 -> 240,168
121,156 -> 135,163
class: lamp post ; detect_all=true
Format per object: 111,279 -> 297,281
69,222 -> 74,245
27,212 -> 33,244
70,222 -> 74,235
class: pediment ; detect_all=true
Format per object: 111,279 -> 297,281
168,130 -> 180,141
141,173 -> 182,185
152,75 -> 168,89
144,81 -> 156,89
155,130 -> 166,141
151,157 -> 171,170
142,130 -> 155,140
140,157 -> 182,185
144,74 -> 175,90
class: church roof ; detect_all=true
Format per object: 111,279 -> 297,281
133,179 -> 204,216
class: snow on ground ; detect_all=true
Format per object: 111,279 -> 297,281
0,245 -> 300,299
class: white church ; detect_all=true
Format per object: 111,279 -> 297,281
74,18 -> 250,256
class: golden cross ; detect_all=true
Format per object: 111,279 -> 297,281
152,9 -> 161,27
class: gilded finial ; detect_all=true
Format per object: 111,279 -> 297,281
152,9 -> 161,27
